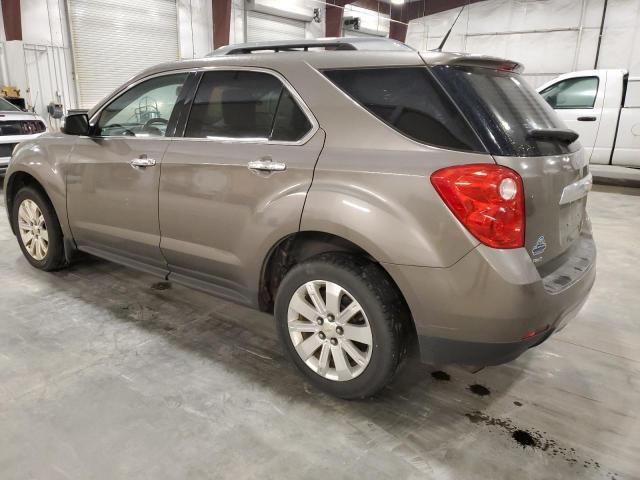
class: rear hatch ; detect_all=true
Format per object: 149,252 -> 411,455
429,61 -> 590,268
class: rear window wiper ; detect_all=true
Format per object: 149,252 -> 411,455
527,128 -> 579,144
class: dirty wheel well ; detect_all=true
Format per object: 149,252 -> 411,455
5,172 -> 49,234
259,232 -> 415,336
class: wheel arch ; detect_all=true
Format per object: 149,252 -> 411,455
258,230 -> 417,339
5,169 -> 75,261
5,170 -> 51,234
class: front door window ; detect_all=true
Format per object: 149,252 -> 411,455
97,73 -> 188,137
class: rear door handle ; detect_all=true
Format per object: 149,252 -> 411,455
247,158 -> 286,172
577,116 -> 597,122
130,156 -> 156,168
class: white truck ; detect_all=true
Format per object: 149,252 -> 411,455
538,69 -> 640,168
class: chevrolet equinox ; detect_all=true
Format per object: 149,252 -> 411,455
3,38 -> 596,398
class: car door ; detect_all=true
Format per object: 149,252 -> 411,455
539,73 -> 603,163
159,68 -> 324,305
66,72 -> 190,276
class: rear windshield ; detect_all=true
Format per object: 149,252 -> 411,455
431,65 -> 580,157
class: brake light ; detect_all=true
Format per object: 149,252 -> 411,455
430,164 -> 525,249
497,61 -> 519,72
19,121 -> 46,134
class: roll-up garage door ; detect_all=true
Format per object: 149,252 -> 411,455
246,11 -> 306,43
68,0 -> 179,109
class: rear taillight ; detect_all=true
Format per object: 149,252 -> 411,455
430,164 -> 525,249
19,121 -> 46,134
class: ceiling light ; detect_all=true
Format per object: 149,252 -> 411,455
391,0 -> 405,4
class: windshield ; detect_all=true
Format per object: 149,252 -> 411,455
431,65 -> 580,157
0,97 -> 21,112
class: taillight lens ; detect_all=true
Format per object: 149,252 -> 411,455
430,164 -> 525,249
19,121 -> 46,134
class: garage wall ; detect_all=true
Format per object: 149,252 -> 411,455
0,0 -> 78,130
230,0 -> 325,44
343,4 -> 390,37
68,0 -> 180,109
177,0 -> 213,59
406,0 -> 640,88
0,0 -> 213,127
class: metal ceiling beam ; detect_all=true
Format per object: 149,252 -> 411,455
212,0 -> 232,49
1,0 -> 22,41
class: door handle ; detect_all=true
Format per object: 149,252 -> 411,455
130,156 -> 156,168
577,116 -> 597,122
247,157 -> 286,172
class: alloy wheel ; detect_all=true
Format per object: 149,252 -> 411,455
287,280 -> 373,381
18,199 -> 49,261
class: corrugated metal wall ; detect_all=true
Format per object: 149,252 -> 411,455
68,0 -> 179,109
406,0 -> 640,88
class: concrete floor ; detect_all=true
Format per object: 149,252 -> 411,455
0,184 -> 639,480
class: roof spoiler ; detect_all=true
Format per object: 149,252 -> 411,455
420,52 -> 525,74
208,37 -> 413,56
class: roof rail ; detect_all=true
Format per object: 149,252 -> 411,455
208,37 -> 413,56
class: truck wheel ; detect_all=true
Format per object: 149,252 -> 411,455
12,186 -> 67,271
275,253 -> 410,399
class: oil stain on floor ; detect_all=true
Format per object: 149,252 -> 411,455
464,410 -> 619,478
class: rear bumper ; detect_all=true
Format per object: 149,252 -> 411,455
384,233 -> 596,366
417,328 -> 556,366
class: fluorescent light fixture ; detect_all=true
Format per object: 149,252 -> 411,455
391,0 -> 405,4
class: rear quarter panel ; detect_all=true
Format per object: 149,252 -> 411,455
288,56 -> 492,267
303,144 -> 488,268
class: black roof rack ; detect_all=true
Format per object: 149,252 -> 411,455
208,37 -> 413,56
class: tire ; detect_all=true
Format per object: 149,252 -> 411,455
12,185 -> 67,271
275,253 -> 410,399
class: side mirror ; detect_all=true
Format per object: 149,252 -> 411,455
61,113 -> 90,136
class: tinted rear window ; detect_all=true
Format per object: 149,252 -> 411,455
323,67 -> 485,152
431,65 -> 580,157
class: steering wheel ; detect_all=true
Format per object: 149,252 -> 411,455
143,117 -> 168,131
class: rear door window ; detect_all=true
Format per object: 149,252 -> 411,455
432,65 -> 580,157
540,77 -> 599,109
323,67 -> 485,152
184,70 -> 312,142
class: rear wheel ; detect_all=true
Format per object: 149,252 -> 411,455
12,186 -> 67,271
275,253 -> 410,399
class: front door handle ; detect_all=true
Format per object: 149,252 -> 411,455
247,158 -> 286,172
130,156 -> 156,168
577,116 -> 597,122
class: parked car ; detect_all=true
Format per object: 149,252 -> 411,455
3,38 -> 596,398
538,69 -> 640,167
0,97 -> 47,176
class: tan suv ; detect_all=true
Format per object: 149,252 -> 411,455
3,38 -> 596,398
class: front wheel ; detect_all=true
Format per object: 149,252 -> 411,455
275,253 -> 410,399
12,186 -> 67,271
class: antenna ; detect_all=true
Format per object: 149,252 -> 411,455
434,5 -> 466,52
